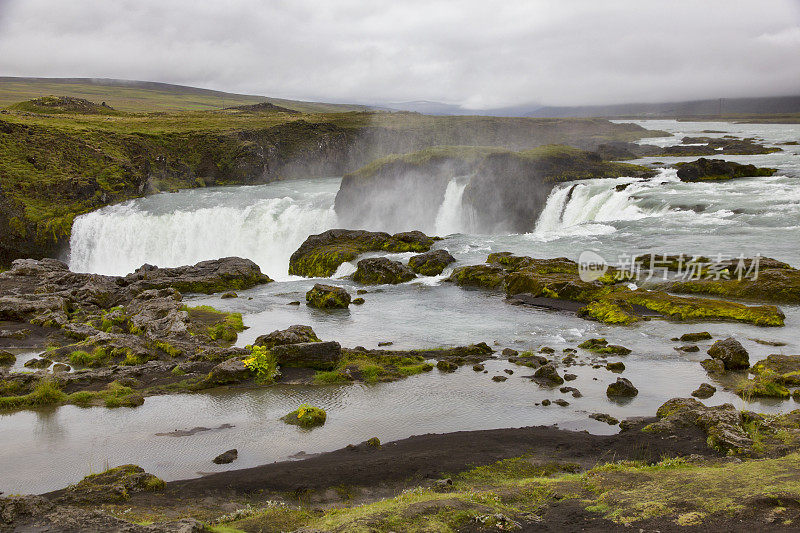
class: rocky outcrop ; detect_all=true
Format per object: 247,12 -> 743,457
212,449 -> 238,464
254,325 -> 321,348
335,145 -> 655,234
751,354 -> 800,385
205,358 -> 252,386
667,259 -> 800,305
61,464 -> 165,503
306,284 -> 351,309
124,257 -> 272,294
675,158 -> 776,182
707,338 -> 750,370
352,257 -> 416,285
644,398 -> 752,454
408,249 -> 456,276
446,252 -> 785,327
289,229 -> 434,277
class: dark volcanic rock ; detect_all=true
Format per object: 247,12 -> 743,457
288,229 -> 434,277
124,257 -> 272,294
691,383 -> 717,399
675,158 -> 776,182
707,337 -> 750,370
352,257 -> 416,285
272,341 -> 342,370
205,358 -> 252,386
679,331 -> 712,342
408,249 -> 456,276
212,449 -> 238,464
0,350 -> 15,366
254,325 -> 321,349
306,284 -> 351,309
23,357 -> 51,369
607,377 -> 638,398
590,413 -> 619,425
532,363 -> 564,385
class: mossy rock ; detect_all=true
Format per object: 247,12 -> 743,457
282,404 -> 327,428
0,351 -> 15,366
667,261 -> 800,305
289,229 -> 434,278
751,354 -> 800,385
408,249 -> 456,276
64,465 -> 165,503
448,264 -> 506,289
352,257 -> 416,285
675,158 -> 776,182
306,284 -> 351,309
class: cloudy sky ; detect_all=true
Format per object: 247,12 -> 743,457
0,0 -> 798,109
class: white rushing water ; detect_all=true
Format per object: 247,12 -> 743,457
531,171 -> 675,239
434,178 -> 468,235
69,181 -> 339,280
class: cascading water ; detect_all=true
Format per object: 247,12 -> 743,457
68,179 -> 339,280
531,171 -> 675,239
434,178 -> 469,235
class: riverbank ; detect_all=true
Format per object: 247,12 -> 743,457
3,401 -> 800,532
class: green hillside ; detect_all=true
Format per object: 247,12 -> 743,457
0,77 -> 370,114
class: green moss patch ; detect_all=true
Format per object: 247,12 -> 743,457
281,404 -> 327,428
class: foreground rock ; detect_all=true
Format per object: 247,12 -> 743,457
0,258 -> 266,412
352,257 -> 416,284
408,249 -> 456,276
607,378 -> 638,398
707,337 -> 750,370
675,158 -> 776,182
644,398 -> 754,454
447,252 -> 785,327
288,229 -> 434,277
306,283 -> 351,309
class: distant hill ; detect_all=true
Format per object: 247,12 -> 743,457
0,77 -> 372,113
526,95 -> 800,118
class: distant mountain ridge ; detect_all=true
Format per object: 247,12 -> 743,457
0,77 -> 372,113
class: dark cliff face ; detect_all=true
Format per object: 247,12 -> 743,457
334,145 -> 656,236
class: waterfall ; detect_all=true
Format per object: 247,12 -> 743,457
434,178 -> 468,235
531,175 -> 669,239
69,193 -> 337,281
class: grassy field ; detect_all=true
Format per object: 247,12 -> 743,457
0,77 -> 371,114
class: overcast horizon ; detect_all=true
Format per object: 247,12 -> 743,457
0,0 -> 798,110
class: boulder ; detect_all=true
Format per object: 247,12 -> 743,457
52,363 -> 71,373
352,257 -> 416,285
532,363 -> 564,385
306,284 -> 351,309
254,325 -> 321,349
606,362 -> 625,372
272,341 -> 342,370
0,350 -> 15,366
607,377 -> 638,397
492,375 -> 507,382
679,331 -> 712,342
212,449 -> 238,464
125,257 -> 272,294
644,398 -> 752,454
23,357 -> 52,369
408,249 -> 456,276
691,383 -> 717,399
707,337 -> 749,370
205,358 -> 252,385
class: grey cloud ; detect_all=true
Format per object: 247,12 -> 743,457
0,0 -> 798,108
